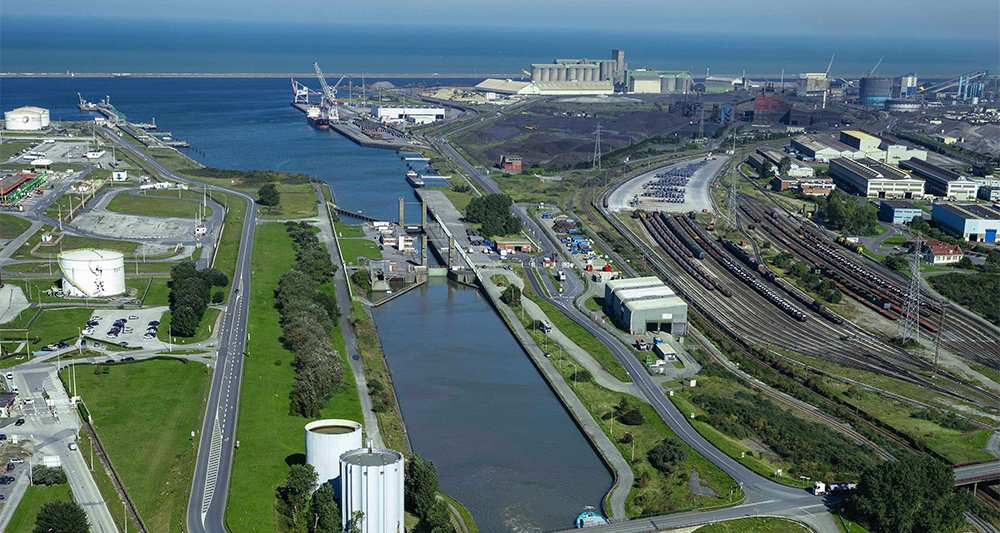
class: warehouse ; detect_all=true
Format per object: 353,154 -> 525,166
899,159 -> 979,201
789,135 -> 865,162
4,106 -> 50,131
829,157 -> 925,198
371,106 -> 445,125
839,130 -> 882,156
0,170 -> 45,205
878,200 -> 923,224
604,277 -> 687,336
474,78 -> 535,96
932,203 -> 1000,242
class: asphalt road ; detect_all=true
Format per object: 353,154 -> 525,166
99,129 -> 257,533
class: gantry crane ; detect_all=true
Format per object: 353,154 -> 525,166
313,62 -> 346,122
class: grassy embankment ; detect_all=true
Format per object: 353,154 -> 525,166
59,359 -> 211,532
512,271 -> 741,516
156,308 -> 221,345
6,484 -> 75,533
106,189 -> 212,219
334,221 -> 383,266
0,140 -> 32,159
0,213 -> 31,239
0,307 -> 94,360
226,223 -> 362,533
695,517 -> 811,533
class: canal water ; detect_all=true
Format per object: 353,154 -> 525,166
2,77 -> 612,532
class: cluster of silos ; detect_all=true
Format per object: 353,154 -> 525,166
859,77 -> 893,108
659,73 -> 693,94
531,49 -> 625,83
305,420 -> 404,533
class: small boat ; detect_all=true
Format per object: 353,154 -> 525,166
575,506 -> 608,528
406,170 -> 424,188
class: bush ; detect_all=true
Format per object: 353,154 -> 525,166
500,284 -> 521,307
569,369 -> 593,383
33,501 -> 88,533
31,465 -> 67,485
617,407 -> 645,426
211,290 -> 224,303
257,183 -> 281,207
647,438 -> 686,475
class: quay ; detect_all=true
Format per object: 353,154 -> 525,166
289,103 -> 417,150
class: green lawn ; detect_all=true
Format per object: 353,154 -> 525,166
106,190 -> 211,219
6,483 -> 75,533
18,232 -> 147,259
209,191 -> 247,301
227,223 -> 362,533
127,277 -> 171,306
3,307 -> 92,351
0,140 -> 32,160
335,222 -> 383,265
11,224 -> 53,259
258,182 -> 317,219
696,517 -> 810,532
0,213 -> 31,240
44,192 -> 88,221
59,359 -> 211,533
157,307 -> 221,344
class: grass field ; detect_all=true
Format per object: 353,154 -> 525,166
0,140 -> 32,160
3,307 -> 93,351
11,224 -> 53,259
334,222 -> 383,265
6,483 -> 75,533
227,223 -> 362,533
106,190 -> 210,219
128,277 -> 171,306
258,182 -> 317,219
74,429 -> 139,532
209,191 -> 247,301
0,213 -> 31,239
43,192 -> 89,221
59,359 -> 210,533
696,517 -> 810,532
157,308 -> 221,344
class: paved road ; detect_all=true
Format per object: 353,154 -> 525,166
98,128 -> 257,533
953,460 -> 1000,485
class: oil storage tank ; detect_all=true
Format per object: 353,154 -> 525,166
859,77 -> 892,108
305,419 -> 363,489
58,249 -> 126,297
340,444 -> 405,533
4,106 -> 50,131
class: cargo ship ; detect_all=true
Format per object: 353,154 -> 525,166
306,105 -> 330,129
406,169 -> 424,188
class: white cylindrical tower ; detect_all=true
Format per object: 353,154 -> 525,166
4,106 -> 50,131
58,249 -> 126,297
340,445 -> 405,533
305,419 -> 363,489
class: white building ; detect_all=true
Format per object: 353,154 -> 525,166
305,419 -> 363,490
829,157 -> 925,198
4,106 -> 50,131
58,249 -> 126,297
899,159 -> 978,201
111,170 -> 128,182
372,106 -> 445,125
340,445 -> 405,533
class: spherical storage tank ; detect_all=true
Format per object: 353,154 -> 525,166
340,445 -> 404,533
305,419 -> 363,489
58,249 -> 126,297
4,106 -> 50,131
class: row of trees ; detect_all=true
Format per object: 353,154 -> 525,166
278,223 -> 342,418
465,193 -> 522,237
191,167 -> 312,184
168,262 -> 228,337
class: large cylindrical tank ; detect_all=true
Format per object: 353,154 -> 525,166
859,77 -> 892,107
340,446 -> 405,533
567,67 -> 577,81
305,419 -> 363,489
531,66 -> 542,81
58,249 -> 126,297
4,106 -> 50,131
556,67 -> 565,81
599,61 -> 608,81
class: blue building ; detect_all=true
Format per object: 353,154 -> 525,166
932,204 -> 1000,242
878,200 -> 923,224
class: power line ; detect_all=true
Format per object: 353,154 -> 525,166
592,124 -> 603,170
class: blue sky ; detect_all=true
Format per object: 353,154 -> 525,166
5,0 -> 999,39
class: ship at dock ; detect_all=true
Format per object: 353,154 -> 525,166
305,105 -> 330,129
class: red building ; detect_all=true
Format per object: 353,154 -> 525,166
498,155 -> 523,174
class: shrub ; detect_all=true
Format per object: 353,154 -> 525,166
647,438 -> 686,475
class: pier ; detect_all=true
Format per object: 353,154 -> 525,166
289,103 -> 417,150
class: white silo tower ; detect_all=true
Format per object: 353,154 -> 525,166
340,444 -> 405,533
58,249 -> 126,297
305,419 -> 363,490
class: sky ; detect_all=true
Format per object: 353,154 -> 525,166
5,0 -> 999,40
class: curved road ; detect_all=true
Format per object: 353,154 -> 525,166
99,128 -> 256,533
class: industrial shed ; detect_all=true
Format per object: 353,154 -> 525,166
604,276 -> 687,336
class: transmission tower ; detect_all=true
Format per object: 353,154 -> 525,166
897,238 -> 923,344
592,124 -> 603,170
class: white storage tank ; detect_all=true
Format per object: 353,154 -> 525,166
4,106 -> 50,131
340,444 -> 405,533
305,419 -> 362,490
58,249 -> 126,297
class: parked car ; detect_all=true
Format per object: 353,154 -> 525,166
4,372 -> 12,380
128,314 -> 139,320
68,442 -> 78,451
122,356 -> 135,362
14,418 -> 25,426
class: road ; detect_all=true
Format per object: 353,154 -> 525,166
98,129 -> 257,533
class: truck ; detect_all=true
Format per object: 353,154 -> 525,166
811,481 -> 857,495
557,270 -> 567,282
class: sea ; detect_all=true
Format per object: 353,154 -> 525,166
2,16 -> 997,77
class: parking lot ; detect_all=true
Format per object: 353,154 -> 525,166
84,306 -> 167,350
4,139 -> 117,167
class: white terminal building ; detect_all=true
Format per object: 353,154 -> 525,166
604,276 -> 687,336
340,444 -> 405,533
372,106 -> 445,125
4,106 -> 50,131
304,419 -> 363,490
829,157 -> 925,199
58,249 -> 126,297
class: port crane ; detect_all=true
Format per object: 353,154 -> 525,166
313,62 -> 346,122
290,79 -> 321,105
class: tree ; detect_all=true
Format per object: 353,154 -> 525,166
778,156 -> 792,175
465,193 -> 521,237
310,483 -> 342,533
258,183 -> 281,207
345,511 -> 365,533
500,284 -> 521,307
33,501 -> 89,533
406,455 -> 440,518
647,438 -> 686,475
847,456 -> 969,533
277,464 -> 319,527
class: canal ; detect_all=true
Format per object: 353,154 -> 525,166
3,77 -> 613,532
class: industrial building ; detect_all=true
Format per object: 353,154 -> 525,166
0,170 -> 45,205
473,78 -> 614,96
498,154 -> 522,174
473,78 -> 535,96
757,148 -> 814,177
881,143 -> 927,165
531,49 -> 625,83
305,419 -> 363,489
603,276 -> 688,336
626,70 -> 693,94
878,200 -> 923,224
340,445 -> 405,533
885,99 -> 922,112
4,106 -> 50,131
894,73 -> 919,98
932,203 -> 1000,242
829,157 -> 925,198
899,159 -> 979,201
790,135 -> 867,162
859,77 -> 892,107
797,73 -> 829,97
58,249 -> 127,297
371,106 -> 445,125
839,130 -> 882,155
978,186 -> 1000,202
